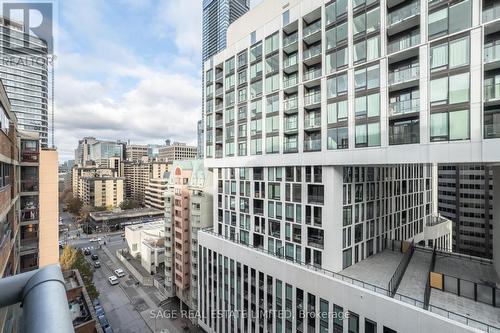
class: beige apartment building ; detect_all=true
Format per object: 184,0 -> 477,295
158,142 -> 197,163
125,161 -> 170,205
125,144 -> 149,161
79,176 -> 124,208
71,166 -> 114,197
164,160 -> 212,312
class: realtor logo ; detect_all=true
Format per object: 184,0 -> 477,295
2,1 -> 54,54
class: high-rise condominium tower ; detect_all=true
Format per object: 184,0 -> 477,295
200,0 -> 500,332
199,0 -> 250,158
0,18 -> 49,146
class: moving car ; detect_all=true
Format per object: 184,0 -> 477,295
91,254 -> 99,260
90,237 -> 102,242
108,276 -> 119,285
94,261 -> 101,268
114,268 -> 125,277
84,248 -> 91,256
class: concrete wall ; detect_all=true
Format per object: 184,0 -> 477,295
38,149 -> 59,267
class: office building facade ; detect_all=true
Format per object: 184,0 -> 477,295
199,0 -> 500,332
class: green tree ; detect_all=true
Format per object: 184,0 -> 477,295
119,199 -> 140,210
59,246 -> 99,300
67,197 -> 83,215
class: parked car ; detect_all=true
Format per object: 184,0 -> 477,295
94,305 -> 105,317
84,248 -> 91,256
91,254 -> 99,260
98,315 -> 110,329
92,299 -> 100,307
94,261 -> 101,268
114,268 -> 125,277
108,276 -> 119,285
103,327 -> 114,333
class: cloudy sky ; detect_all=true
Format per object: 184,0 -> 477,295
54,0 -> 262,161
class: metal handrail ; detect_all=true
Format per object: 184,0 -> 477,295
200,229 -> 500,332
0,264 -> 74,333
388,240 -> 414,297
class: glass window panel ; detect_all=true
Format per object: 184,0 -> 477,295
430,43 -> 448,69
367,36 -> 379,61
356,125 -> 367,145
327,103 -> 337,124
366,7 -> 380,33
354,41 -> 366,63
337,22 -> 348,42
449,109 -> 469,140
368,122 -> 380,146
337,48 -> 348,68
326,53 -> 335,74
367,64 -> 379,89
449,73 -> 469,104
428,8 -> 448,39
354,68 -> 366,89
338,100 -> 348,120
449,37 -> 469,68
326,28 -> 336,50
449,0 -> 471,34
367,93 -> 380,117
353,14 -> 365,35
355,96 -> 367,117
430,77 -> 448,104
430,112 -> 448,141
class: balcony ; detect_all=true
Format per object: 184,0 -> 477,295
284,97 -> 298,114
20,151 -> 38,163
303,20 -> 322,45
304,67 -> 322,82
303,44 -> 321,64
304,116 -> 321,130
387,2 -> 420,35
284,120 -> 298,133
484,44 -> 500,70
283,53 -> 298,73
304,91 -> 321,108
304,138 -> 321,152
284,142 -> 298,153
21,206 -> 38,222
483,2 -> 500,23
20,178 -> 39,192
484,83 -> 500,102
215,86 -> 223,96
307,234 -> 324,250
215,71 -> 223,81
283,75 -> 298,89
389,66 -> 419,87
283,32 -> 298,53
388,33 -> 420,54
20,237 -> 38,254
389,99 -> 420,117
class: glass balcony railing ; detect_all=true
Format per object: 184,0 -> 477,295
304,139 -> 321,151
484,44 -> 500,63
284,141 -> 298,153
215,119 -> 223,127
304,67 -> 322,81
283,75 -> 298,88
20,179 -> 39,192
21,207 -> 39,222
304,91 -> 321,106
215,135 -> 223,143
389,99 -> 420,116
215,71 -> 223,81
308,235 -> 324,249
215,102 -> 223,111
304,116 -> 321,129
284,53 -> 298,68
284,121 -> 298,132
483,3 -> 500,23
303,45 -> 322,61
484,83 -> 500,102
389,66 -> 419,85
215,87 -> 223,96
388,2 -> 420,26
283,32 -> 298,48
303,21 -> 321,39
387,34 -> 420,54
284,97 -> 298,112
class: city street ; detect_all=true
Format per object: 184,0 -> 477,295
61,211 -> 203,333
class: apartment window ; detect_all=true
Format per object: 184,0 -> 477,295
250,80 -> 263,99
326,47 -> 348,74
238,142 -> 247,156
430,109 -> 469,141
250,138 -> 262,155
484,109 -> 500,139
265,54 -> 279,74
354,64 -> 379,90
265,74 -> 279,93
327,73 -> 348,98
250,62 -> 263,80
266,94 -> 279,113
225,91 -> 235,107
430,73 -> 469,106
354,36 -> 379,64
353,7 -> 380,36
430,36 -> 469,71
389,118 -> 420,145
283,10 -> 290,26
250,119 -> 262,135
225,74 -> 235,91
342,248 -> 352,269
265,33 -> 279,55
250,99 -> 262,117
365,319 -> 377,333
355,93 -> 380,118
327,100 -> 348,124
250,42 -> 262,62
428,0 -> 471,40
266,115 -> 279,134
238,51 -> 247,68
348,312 -> 359,333
356,122 -> 380,147
327,127 -> 348,149
238,88 -> 247,103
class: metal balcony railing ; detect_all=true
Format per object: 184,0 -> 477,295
304,117 -> 321,129
303,21 -> 321,39
0,264 -> 74,333
283,32 -> 298,48
388,2 -> 420,26
387,34 -> 420,54
389,99 -> 420,116
284,53 -> 298,68
304,91 -> 321,106
304,67 -> 322,81
389,66 -> 419,85
284,97 -> 298,112
484,83 -> 500,102
303,44 -> 322,60
304,139 -> 321,152
283,75 -> 298,88
483,3 -> 500,23
484,44 -> 500,63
